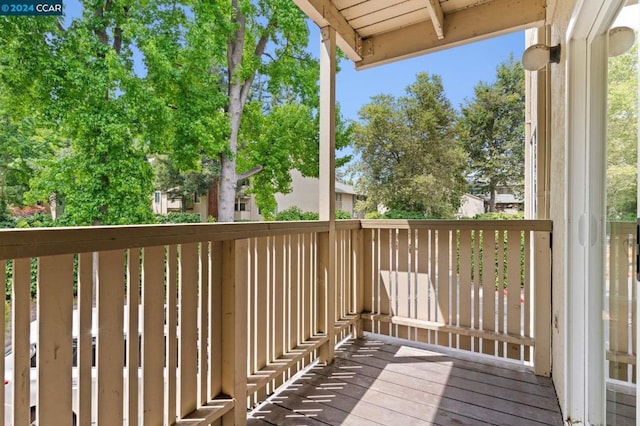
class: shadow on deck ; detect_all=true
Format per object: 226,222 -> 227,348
248,334 -> 563,425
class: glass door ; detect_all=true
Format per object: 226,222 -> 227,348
604,4 -> 639,424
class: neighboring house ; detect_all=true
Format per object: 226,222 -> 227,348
486,187 -> 524,214
272,170 -> 359,219
457,193 -> 485,218
152,189 -> 209,222
154,170 -> 361,222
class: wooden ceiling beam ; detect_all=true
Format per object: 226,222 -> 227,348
292,0 -> 363,62
356,0 -> 546,69
426,0 -> 445,40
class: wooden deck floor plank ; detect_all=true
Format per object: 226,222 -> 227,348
273,382 -> 393,426
337,340 -> 554,397
284,370 -> 487,426
326,355 -> 562,416
247,418 -> 276,426
365,338 -> 555,388
606,412 -> 635,426
607,389 -> 636,407
329,350 -> 560,411
275,383 -> 428,425
607,399 -> 636,421
248,335 -> 564,426
304,360 -> 558,426
249,398 -> 332,425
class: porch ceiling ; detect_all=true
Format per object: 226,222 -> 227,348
293,0 -> 554,69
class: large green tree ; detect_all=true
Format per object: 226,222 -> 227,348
458,56 -> 525,212
0,3 -> 155,225
606,45 -> 638,220
139,0 -> 343,222
1,1 -> 335,225
352,73 -> 467,218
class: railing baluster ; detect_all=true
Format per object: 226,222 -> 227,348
142,246 -> 165,425
11,258 -> 31,426
289,235 -> 298,352
397,229 -> 409,339
179,243 -> 199,418
37,254 -> 74,426
437,228 -> 450,347
96,250 -> 125,425
459,229 -> 473,351
166,245 -> 178,424
481,229 -> 496,356
221,239 -> 248,426
199,241 -> 209,405
273,235 -> 284,388
507,229 -> 522,360
524,230 -> 532,362
354,228 -> 365,338
497,229 -> 506,357
77,253 -> 93,426
126,249 -> 140,426
416,229 -> 428,343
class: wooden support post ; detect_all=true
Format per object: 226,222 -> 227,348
318,25 -> 337,364
533,231 -> 552,376
221,240 -> 248,426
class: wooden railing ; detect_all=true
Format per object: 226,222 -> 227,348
0,219 -> 552,425
606,221 -> 637,384
359,220 -> 553,376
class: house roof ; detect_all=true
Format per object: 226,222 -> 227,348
336,180 -> 356,195
293,0 -> 554,70
491,193 -> 523,204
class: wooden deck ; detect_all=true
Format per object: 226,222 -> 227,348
608,384 -> 636,426
248,334 -> 563,425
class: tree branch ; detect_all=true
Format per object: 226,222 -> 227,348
239,21 -> 274,106
236,165 -> 264,182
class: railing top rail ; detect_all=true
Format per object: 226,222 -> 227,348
0,219 -> 554,261
335,219 -> 362,230
0,220 -> 330,260
360,219 -> 553,232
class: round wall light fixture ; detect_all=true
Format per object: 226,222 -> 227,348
608,26 -> 636,57
521,44 -> 561,71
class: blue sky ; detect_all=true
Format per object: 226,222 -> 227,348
317,29 -> 525,121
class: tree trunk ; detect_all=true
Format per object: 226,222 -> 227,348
218,62 -> 243,222
488,183 -> 497,212
217,1 -> 272,222
207,178 -> 219,221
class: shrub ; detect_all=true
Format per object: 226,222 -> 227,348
155,212 -> 201,224
473,212 -> 524,220
382,210 -> 428,219
274,207 -> 352,221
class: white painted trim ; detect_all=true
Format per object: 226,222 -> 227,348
565,0 -> 627,423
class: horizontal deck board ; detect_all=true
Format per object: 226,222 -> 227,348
249,334 -> 563,425
338,339 -> 557,398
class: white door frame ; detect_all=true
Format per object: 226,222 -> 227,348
566,0 -> 627,423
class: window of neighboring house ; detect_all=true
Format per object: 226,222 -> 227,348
154,191 -> 161,204
235,202 -> 246,212
193,192 -> 201,204
335,193 -> 342,202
